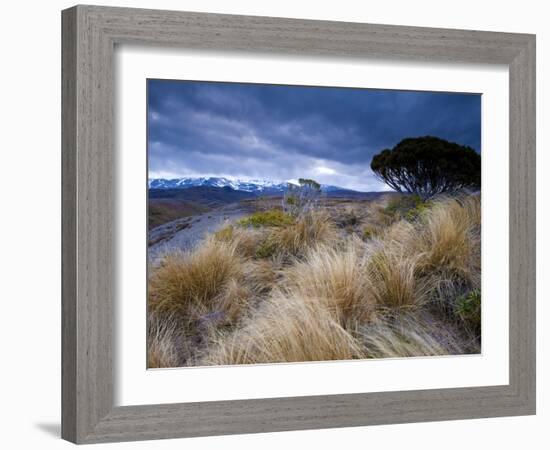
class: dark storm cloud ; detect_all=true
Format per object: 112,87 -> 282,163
147,79 -> 481,192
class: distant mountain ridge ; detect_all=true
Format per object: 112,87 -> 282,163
148,177 -> 360,195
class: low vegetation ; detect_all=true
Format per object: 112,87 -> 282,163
148,193 -> 482,367
237,209 -> 294,228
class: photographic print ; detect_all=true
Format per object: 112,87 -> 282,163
147,79 -> 481,369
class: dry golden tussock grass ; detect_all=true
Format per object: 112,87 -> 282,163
148,238 -> 244,317
282,239 -> 374,321
267,210 -> 339,257
241,259 -> 281,295
359,312 -> 474,358
147,314 -> 181,368
414,195 -> 481,287
201,292 -> 365,365
213,225 -> 267,258
365,241 -> 429,310
213,279 -> 254,325
148,194 -> 482,367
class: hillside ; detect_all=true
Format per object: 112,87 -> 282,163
147,193 -> 482,368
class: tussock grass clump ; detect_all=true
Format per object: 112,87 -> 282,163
334,204 -> 367,228
147,314 -> 182,368
267,210 -> 339,258
282,240 -> 374,321
242,259 -> 280,295
214,211 -> 337,260
213,225 -> 266,258
148,239 -> 243,317
238,209 -> 294,228
414,195 -> 481,286
365,242 -> 428,310
362,194 -> 431,234
360,313 -> 471,358
214,279 -> 254,325
201,293 -> 365,365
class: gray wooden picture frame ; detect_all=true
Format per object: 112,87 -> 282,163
61,5 -> 536,444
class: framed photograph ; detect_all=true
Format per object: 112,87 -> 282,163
62,5 -> 536,444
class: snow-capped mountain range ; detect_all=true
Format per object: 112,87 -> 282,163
148,177 -> 355,194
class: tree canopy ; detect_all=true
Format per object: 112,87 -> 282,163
370,136 -> 481,199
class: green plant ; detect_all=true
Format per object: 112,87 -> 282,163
405,200 -> 431,221
255,239 -> 278,258
362,226 -> 375,240
384,194 -> 430,222
455,289 -> 481,331
238,209 -> 294,228
213,225 -> 234,241
371,136 -> 481,199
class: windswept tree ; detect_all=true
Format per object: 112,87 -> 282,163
283,178 -> 322,216
371,136 -> 481,199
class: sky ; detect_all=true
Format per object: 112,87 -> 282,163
147,79 -> 481,192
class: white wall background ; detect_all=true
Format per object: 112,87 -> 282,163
0,0 -> 546,448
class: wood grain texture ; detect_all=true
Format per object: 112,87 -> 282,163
61,5 -> 536,444
61,7 -> 77,443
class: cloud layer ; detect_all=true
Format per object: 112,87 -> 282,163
148,79 -> 481,192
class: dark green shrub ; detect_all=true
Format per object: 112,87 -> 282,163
455,290 -> 481,332
371,136 -> 481,199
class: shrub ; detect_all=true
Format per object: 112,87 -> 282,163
383,194 -> 431,222
371,136 -> 481,199
238,209 -> 294,228
283,178 -> 322,216
455,289 -> 481,332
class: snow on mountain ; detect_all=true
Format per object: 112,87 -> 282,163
148,177 -> 356,194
